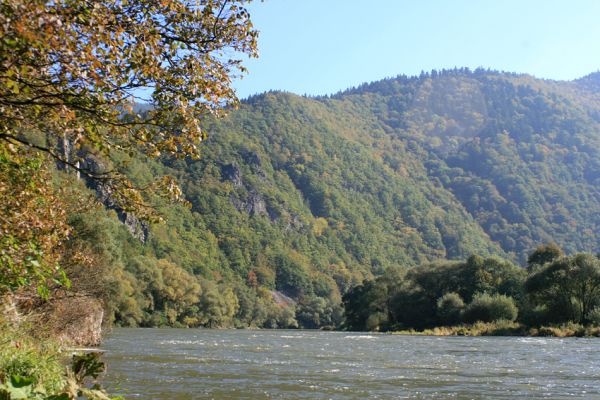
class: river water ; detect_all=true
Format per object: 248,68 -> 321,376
101,328 -> 600,399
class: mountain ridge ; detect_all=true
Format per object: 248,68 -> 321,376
70,68 -> 600,328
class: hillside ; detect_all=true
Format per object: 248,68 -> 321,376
332,69 -> 600,259
59,69 -> 600,329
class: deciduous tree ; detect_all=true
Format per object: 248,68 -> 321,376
525,254 -> 600,324
0,0 -> 258,217
0,0 -> 257,294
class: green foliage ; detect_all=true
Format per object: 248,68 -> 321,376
588,307 -> 600,326
275,254 -> 312,298
436,292 -> 465,325
0,143 -> 71,297
343,253 -> 533,331
8,66 -> 600,331
343,279 -> 393,331
0,325 -> 119,399
527,243 -> 563,271
0,327 -> 65,396
47,69 -> 600,330
296,295 -> 343,329
71,354 -> 105,384
462,293 -> 518,323
344,251 -> 600,331
340,69 -> 600,262
1,0 -> 258,220
0,375 -> 46,400
525,253 -> 600,324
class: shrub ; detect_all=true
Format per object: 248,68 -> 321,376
0,323 -> 121,399
0,324 -> 65,395
533,322 -> 586,337
436,292 -> 465,325
462,293 -> 518,323
588,307 -> 600,327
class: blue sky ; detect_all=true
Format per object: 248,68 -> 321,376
232,0 -> 600,98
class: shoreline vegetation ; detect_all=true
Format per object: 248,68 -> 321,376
342,247 -> 600,337
0,322 -> 120,400
3,244 -> 600,399
389,321 -> 600,337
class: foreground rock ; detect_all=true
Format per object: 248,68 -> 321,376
5,292 -> 104,347
34,295 -> 104,346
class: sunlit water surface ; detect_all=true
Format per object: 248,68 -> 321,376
101,328 -> 600,399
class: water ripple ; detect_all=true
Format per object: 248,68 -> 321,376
103,329 -> 600,399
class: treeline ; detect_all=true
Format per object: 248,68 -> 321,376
343,244 -> 600,331
5,68 -> 600,333
50,70 -> 600,329
63,207 -> 301,329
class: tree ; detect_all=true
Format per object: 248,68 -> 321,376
0,0 -> 257,294
296,295 -> 343,329
436,292 -> 464,325
0,0 -> 258,217
342,281 -> 384,331
461,292 -> 518,323
525,254 -> 600,324
0,146 -> 70,296
342,276 -> 397,331
196,280 -> 239,327
527,243 -> 563,271
154,259 -> 202,324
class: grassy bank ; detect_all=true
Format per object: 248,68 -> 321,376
0,324 -> 66,396
390,321 -> 600,337
0,323 -> 119,399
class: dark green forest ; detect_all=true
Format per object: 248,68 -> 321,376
343,244 -> 600,332
8,69 -> 600,329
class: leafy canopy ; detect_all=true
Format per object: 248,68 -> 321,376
0,145 -> 71,296
0,0 -> 257,295
525,253 -> 600,324
0,0 -> 258,217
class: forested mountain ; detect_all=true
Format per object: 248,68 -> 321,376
56,69 -> 600,328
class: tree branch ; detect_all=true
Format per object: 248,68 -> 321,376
0,133 -> 115,181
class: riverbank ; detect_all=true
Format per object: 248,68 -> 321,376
0,322 -> 118,399
390,321 -> 600,337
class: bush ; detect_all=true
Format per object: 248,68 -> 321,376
436,292 -> 464,325
462,293 -> 518,323
0,323 -> 121,399
0,324 -> 65,395
588,307 -> 600,326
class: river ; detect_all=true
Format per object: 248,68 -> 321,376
102,328 -> 600,399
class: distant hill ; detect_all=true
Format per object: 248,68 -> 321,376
83,69 -> 600,328
575,71 -> 600,92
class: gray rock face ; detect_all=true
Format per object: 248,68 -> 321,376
221,162 -> 243,187
78,154 -> 149,243
247,192 -> 267,216
270,290 -> 296,307
122,212 -> 149,243
241,150 -> 262,167
222,159 -> 272,218
230,191 -> 268,217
